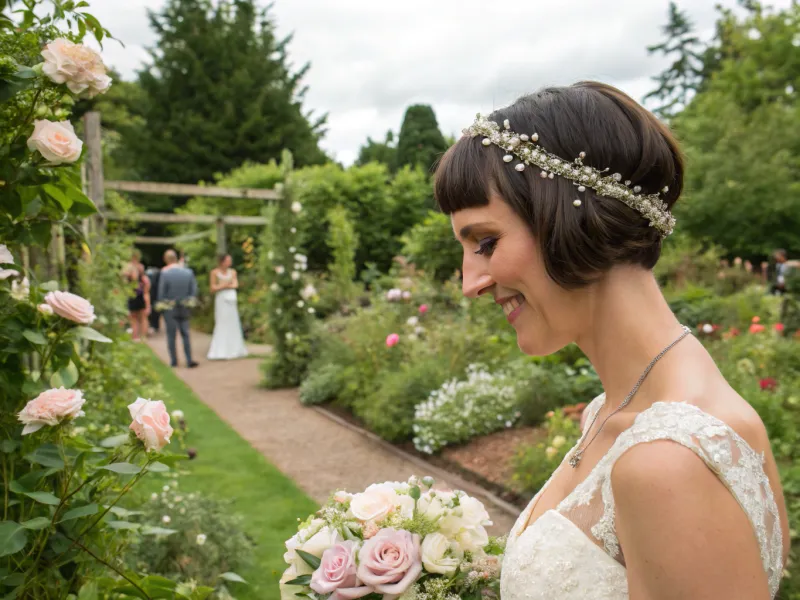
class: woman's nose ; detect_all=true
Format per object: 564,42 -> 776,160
461,255 -> 495,298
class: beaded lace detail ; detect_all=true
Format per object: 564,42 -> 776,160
502,398 -> 783,600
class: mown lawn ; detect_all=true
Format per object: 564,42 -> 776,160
140,351 -> 316,600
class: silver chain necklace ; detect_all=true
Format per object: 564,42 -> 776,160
568,325 -> 692,468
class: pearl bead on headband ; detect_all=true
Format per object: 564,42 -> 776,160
462,114 -> 676,237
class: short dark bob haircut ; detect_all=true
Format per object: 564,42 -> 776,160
434,81 -> 684,289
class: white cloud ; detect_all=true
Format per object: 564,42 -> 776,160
86,0 -> 792,166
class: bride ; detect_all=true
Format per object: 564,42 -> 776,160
207,253 -> 249,360
435,81 -> 789,599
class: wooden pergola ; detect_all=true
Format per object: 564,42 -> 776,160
83,111 -> 279,255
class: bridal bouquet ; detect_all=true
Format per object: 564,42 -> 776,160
280,476 -> 504,600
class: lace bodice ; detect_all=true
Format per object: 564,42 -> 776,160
501,397 -> 783,600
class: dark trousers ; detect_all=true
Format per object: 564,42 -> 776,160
149,309 -> 161,332
164,311 -> 193,366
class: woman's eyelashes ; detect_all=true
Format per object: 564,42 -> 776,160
474,236 -> 498,256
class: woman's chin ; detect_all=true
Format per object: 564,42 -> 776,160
515,328 -> 567,357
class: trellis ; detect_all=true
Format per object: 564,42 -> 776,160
82,111 -> 278,256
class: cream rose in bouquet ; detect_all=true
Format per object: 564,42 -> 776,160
281,476 -> 504,600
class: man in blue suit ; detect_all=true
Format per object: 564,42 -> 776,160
157,249 -> 199,368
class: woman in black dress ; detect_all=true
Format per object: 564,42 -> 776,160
124,251 -> 151,341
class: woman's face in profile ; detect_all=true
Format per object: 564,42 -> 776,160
450,194 -> 583,356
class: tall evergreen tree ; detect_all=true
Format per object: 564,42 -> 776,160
644,2 -> 707,119
394,104 -> 448,174
123,0 -> 327,188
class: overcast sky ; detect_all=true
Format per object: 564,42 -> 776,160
85,0 -> 792,166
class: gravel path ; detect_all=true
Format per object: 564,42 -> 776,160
146,330 -> 517,534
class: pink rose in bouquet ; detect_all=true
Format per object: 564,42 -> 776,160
358,528 -> 422,597
311,540 -> 372,600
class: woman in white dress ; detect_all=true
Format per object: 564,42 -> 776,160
434,81 -> 789,599
207,253 -> 249,360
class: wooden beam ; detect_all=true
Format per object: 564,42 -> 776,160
134,229 -> 215,245
104,212 -> 269,226
105,180 -> 279,200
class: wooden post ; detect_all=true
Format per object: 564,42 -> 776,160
216,218 -> 227,256
83,111 -> 104,233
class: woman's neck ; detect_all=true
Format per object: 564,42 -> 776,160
575,266 -> 685,408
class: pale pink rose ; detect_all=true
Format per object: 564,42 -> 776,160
385,333 -> 400,348
44,290 -> 95,324
27,120 -> 83,164
41,38 -> 112,98
333,490 -> 352,504
0,244 -> 19,280
38,303 -> 54,316
350,486 -> 399,523
418,304 -> 429,314
357,528 -> 422,597
18,387 -> 85,435
311,541 -> 372,600
128,398 -> 173,452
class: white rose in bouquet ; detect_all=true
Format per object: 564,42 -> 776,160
350,483 -> 408,523
285,523 -> 340,575
438,495 -> 491,552
421,532 -> 462,575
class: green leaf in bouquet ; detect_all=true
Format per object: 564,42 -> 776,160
22,330 -> 46,345
101,462 -> 142,475
0,441 -> 18,454
71,326 -> 111,344
296,549 -> 322,570
20,517 -> 51,530
0,522 -> 27,557
24,491 -> 60,505
99,434 -> 128,448
219,572 -> 247,584
25,444 -> 65,469
285,575 -> 312,587
59,503 -> 98,523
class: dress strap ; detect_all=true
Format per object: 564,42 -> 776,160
584,402 -> 782,597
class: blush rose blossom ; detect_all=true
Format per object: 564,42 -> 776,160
128,398 -> 173,452
418,304 -> 429,314
27,120 -> 83,164
385,333 -> 400,347
41,38 -> 112,98
18,388 -> 86,435
310,540 -> 372,600
44,290 -> 96,324
357,528 -> 422,597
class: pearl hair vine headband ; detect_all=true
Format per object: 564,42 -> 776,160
462,114 -> 676,237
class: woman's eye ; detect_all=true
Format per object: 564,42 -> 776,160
474,237 -> 498,256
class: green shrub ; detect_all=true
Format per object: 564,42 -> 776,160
325,205 -> 359,310
128,487 -> 253,594
356,354 -> 452,442
515,360 -> 602,427
400,211 -> 463,281
299,363 -> 343,405
511,410 -> 582,495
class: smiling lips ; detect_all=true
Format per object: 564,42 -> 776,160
498,294 -> 525,322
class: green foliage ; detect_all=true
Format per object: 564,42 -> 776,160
356,129 -> 397,168
395,104 -> 449,173
122,0 -> 327,189
127,490 -> 253,593
325,205 -> 359,309
672,4 -> 800,256
665,284 -> 781,329
400,210 -> 462,280
298,363 -> 342,406
516,360 -> 602,427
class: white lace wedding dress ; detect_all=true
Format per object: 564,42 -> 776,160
501,396 -> 784,599
207,270 -> 249,360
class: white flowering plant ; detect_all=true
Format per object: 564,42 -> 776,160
281,476 -> 504,600
412,365 -> 523,454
